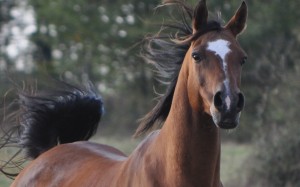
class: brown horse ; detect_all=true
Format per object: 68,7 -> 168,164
3,0 -> 248,186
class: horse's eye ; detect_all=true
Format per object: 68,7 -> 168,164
241,56 -> 247,66
192,52 -> 203,63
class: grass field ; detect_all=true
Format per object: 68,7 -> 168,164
0,136 -> 251,186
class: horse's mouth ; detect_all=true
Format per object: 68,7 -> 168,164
218,114 -> 240,128
210,108 -> 241,129
218,121 -> 239,129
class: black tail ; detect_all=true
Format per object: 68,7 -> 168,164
18,82 -> 103,158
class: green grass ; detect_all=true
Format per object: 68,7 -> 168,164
0,175 -> 12,187
0,136 -> 251,186
221,142 -> 251,186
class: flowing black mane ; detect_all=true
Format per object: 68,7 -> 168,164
135,1 -> 222,137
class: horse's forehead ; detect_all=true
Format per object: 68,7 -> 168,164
206,39 -> 231,60
194,30 -> 237,48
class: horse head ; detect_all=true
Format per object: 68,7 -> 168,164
187,0 -> 248,129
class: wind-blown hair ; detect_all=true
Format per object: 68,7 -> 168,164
135,1 -> 222,137
0,81 -> 103,177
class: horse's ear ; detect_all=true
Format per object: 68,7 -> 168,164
193,0 -> 208,32
225,1 -> 248,37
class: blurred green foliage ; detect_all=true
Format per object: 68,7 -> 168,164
1,0 -> 300,185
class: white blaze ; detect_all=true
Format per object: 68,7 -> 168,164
225,96 -> 231,110
207,39 -> 232,110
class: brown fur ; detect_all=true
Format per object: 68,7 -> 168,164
11,1 -> 248,186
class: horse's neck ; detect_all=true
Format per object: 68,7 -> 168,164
155,63 -> 221,186
127,59 -> 221,186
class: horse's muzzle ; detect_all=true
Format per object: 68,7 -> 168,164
210,91 -> 245,129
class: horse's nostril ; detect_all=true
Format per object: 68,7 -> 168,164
237,92 -> 245,111
214,91 -> 223,111
214,91 -> 244,112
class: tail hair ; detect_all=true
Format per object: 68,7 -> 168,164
18,82 -> 103,158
